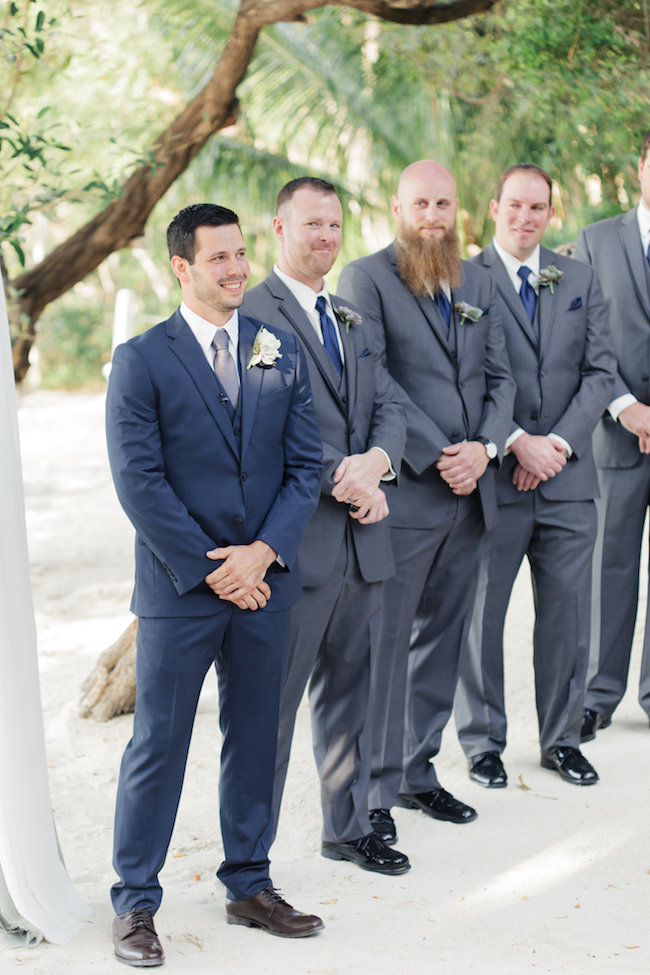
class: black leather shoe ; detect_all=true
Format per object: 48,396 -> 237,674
580,708 -> 611,743
322,832 -> 410,875
397,788 -> 478,823
369,807 -> 397,845
112,909 -> 164,967
226,887 -> 324,938
469,752 -> 507,788
541,745 -> 599,785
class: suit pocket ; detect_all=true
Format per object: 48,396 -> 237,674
568,297 -> 582,310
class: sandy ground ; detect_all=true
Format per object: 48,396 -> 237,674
3,389 -> 650,974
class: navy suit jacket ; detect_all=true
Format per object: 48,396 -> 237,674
243,272 -> 406,586
473,242 -> 616,504
338,243 -> 515,531
105,309 -> 322,617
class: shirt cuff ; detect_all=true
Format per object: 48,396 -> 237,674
608,393 -> 636,421
504,428 -> 525,453
372,446 -> 396,481
548,432 -> 573,458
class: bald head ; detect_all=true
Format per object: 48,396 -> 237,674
392,160 -> 458,239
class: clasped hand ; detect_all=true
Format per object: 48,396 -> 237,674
509,433 -> 566,491
436,441 -> 489,495
204,539 -> 276,611
331,448 -> 390,523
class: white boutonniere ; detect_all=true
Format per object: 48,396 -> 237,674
530,265 -> 564,294
454,301 -> 484,325
334,305 -> 363,333
247,327 -> 282,369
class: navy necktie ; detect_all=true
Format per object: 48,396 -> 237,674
518,265 -> 537,322
315,296 -> 342,376
646,240 -> 650,267
434,290 -> 451,328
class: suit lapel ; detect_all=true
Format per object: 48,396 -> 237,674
167,312 -> 239,458
482,241 -> 538,349
264,272 -> 347,409
537,246 -> 559,360
336,302 -> 358,422
238,317 -> 263,459
619,209 -> 650,317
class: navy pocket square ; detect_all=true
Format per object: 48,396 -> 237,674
568,297 -> 582,310
359,347 -> 371,358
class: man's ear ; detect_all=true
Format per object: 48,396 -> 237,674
170,254 -> 189,283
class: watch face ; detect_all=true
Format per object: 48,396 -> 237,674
486,442 -> 497,459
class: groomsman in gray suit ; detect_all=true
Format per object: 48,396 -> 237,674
338,160 -> 515,842
455,164 -> 616,788
243,178 -> 410,875
575,131 -> 650,739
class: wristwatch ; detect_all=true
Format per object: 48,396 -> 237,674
475,435 -> 497,460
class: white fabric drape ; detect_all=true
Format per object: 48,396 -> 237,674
0,276 -> 91,945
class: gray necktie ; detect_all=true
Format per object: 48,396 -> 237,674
212,329 -> 239,409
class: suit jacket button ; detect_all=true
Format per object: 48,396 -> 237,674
234,516 -> 243,525
234,426 -> 241,435
642,375 -> 649,382
241,472 -> 248,481
530,411 -> 538,420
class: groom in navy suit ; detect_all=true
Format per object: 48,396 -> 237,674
106,204 -> 323,966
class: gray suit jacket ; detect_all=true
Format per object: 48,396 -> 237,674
473,242 -> 616,505
242,271 -> 407,587
338,242 -> 516,531
575,208 -> 650,468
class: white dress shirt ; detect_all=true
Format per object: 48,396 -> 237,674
180,302 -> 240,372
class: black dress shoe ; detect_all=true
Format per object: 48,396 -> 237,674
113,909 -> 164,967
580,708 -> 611,743
469,752 -> 507,788
541,745 -> 599,785
396,787 -> 478,823
369,807 -> 397,845
226,887 -> 324,938
322,832 -> 410,875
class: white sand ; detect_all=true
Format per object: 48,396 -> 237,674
4,389 -> 650,974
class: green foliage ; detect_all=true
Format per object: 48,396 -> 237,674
36,294 -> 113,389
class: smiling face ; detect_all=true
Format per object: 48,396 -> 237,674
490,169 -> 554,262
171,223 -> 250,325
392,160 -> 458,240
273,187 -> 342,290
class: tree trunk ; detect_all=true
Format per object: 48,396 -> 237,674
79,619 -> 138,722
10,0 -> 497,380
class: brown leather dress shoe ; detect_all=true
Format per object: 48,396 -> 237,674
112,908 -> 164,967
226,887 -> 324,938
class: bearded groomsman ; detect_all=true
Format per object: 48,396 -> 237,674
338,160 -> 515,843
243,177 -> 410,875
455,164 -> 616,788
575,132 -> 650,740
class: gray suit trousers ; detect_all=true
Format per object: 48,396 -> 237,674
456,493 -> 596,757
369,498 -> 484,809
586,459 -> 650,719
272,529 -> 381,843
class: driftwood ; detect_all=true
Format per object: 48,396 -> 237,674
79,618 -> 137,722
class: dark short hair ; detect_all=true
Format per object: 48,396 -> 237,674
276,177 -> 338,213
495,164 -> 553,205
166,203 -> 240,262
641,130 -> 650,164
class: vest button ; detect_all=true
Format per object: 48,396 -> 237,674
234,516 -> 243,526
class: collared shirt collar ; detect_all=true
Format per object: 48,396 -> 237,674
274,264 -> 335,318
273,265 -> 344,362
179,302 -> 239,367
493,239 -> 541,293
